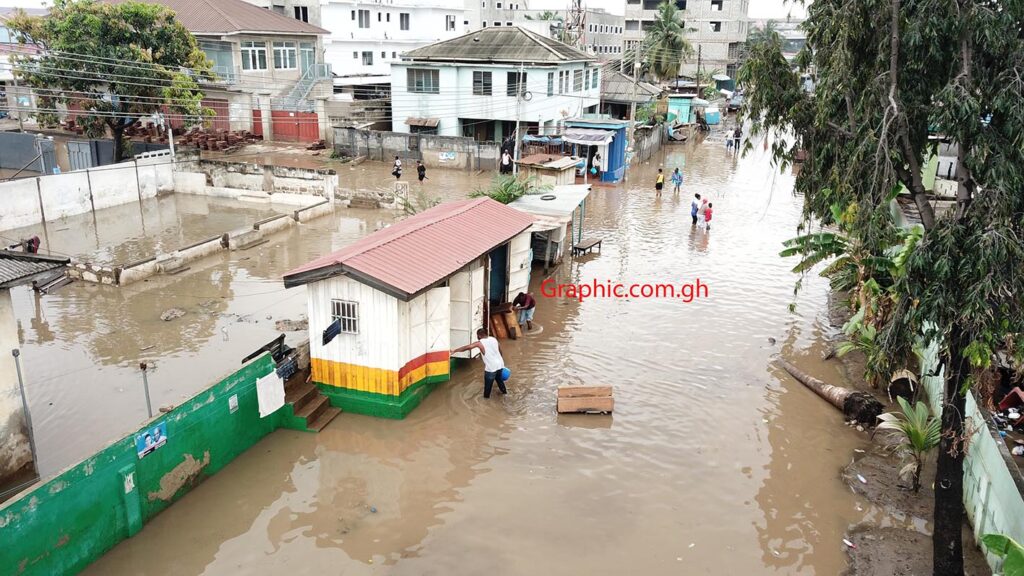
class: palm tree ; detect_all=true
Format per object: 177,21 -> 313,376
642,1 -> 693,83
524,10 -> 561,21
745,20 -> 781,50
875,397 -> 941,492
776,359 -> 883,424
524,10 -> 564,40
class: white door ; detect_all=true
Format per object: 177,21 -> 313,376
470,264 -> 485,341
507,231 -> 532,298
425,286 -> 450,354
450,268 -> 473,357
409,294 -> 426,362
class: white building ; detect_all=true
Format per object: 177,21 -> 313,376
624,0 -> 750,78
321,0 -> 468,89
391,26 -> 600,141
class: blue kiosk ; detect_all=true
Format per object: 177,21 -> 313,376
563,117 -> 630,183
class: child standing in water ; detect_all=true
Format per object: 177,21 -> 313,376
655,168 -> 664,197
704,202 -> 714,231
671,168 -> 683,194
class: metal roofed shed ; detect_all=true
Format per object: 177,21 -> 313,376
509,185 -> 591,271
515,154 -> 579,187
282,198 -> 535,419
401,26 -> 596,65
0,250 -> 69,289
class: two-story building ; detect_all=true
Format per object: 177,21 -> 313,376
391,26 -> 600,141
110,0 -> 333,141
624,0 -> 750,78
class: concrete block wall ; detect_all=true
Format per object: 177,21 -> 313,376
0,159 -> 174,233
334,128 -> 501,171
176,159 -> 337,199
0,355 -> 281,576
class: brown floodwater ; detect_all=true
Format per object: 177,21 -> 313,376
16,133 -> 892,574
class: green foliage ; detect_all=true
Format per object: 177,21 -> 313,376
400,188 -> 441,216
7,0 -> 212,162
876,397 -> 941,492
641,1 -> 693,82
982,534 -> 1024,576
635,103 -> 656,124
747,3 -> 1024,566
471,174 -> 550,204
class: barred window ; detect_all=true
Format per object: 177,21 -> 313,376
331,299 -> 359,334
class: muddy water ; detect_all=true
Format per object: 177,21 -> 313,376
59,134 -> 889,575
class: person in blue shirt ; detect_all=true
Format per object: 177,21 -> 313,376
691,193 -> 702,226
671,168 -> 684,194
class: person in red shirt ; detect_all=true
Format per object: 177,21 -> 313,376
513,291 -> 537,331
704,202 -> 714,231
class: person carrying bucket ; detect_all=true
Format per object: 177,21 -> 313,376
451,328 -> 509,398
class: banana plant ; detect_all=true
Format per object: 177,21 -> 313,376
875,397 -> 941,492
982,533 -> 1024,576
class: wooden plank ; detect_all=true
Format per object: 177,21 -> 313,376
490,314 -> 508,339
503,310 -> 522,339
558,385 -> 613,398
557,396 -> 614,414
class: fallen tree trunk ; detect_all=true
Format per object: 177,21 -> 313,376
776,359 -> 883,425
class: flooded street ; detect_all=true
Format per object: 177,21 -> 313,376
20,137 -> 881,574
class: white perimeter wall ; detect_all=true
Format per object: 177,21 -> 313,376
0,157 -> 174,232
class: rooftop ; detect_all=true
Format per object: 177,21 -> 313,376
508,185 -> 591,230
283,198 -> 534,299
601,71 -> 661,104
402,26 -> 596,65
0,250 -> 69,289
516,154 -> 579,170
106,0 -> 328,36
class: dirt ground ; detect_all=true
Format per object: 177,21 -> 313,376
827,293 -> 992,576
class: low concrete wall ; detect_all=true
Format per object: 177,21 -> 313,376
334,128 -> 501,171
0,157 -> 174,232
634,124 -> 665,163
920,337 -> 1024,572
72,199 -> 334,286
176,158 -> 336,199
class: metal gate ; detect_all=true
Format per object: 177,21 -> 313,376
67,140 -> 93,171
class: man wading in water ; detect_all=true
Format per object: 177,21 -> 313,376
451,328 -> 507,398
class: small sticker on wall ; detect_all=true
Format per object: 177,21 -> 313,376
228,394 -> 239,414
123,472 -> 135,494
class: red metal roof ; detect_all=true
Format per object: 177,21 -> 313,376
283,198 -> 534,299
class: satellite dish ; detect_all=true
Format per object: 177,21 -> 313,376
522,91 -> 533,101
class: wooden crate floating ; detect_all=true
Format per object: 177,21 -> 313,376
557,385 -> 614,414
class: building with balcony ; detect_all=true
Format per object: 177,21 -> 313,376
624,0 -> 750,78
107,0 -> 332,141
390,26 -> 600,141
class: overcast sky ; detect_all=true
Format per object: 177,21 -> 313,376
561,0 -> 809,18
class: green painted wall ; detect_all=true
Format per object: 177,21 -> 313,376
920,336 -> 1023,572
318,374 -> 448,420
0,354 -> 278,576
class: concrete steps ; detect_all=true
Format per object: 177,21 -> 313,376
282,372 -> 341,432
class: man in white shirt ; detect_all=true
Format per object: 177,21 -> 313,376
451,328 -> 507,398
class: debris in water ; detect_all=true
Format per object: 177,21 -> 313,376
1012,446 -> 1024,457
857,474 -> 867,484
276,318 -> 309,332
767,337 -> 777,345
843,538 -> 857,549
370,506 -> 377,513
854,449 -> 866,453
160,308 -> 186,321
139,345 -> 155,351
688,543 -> 695,548
856,425 -> 865,432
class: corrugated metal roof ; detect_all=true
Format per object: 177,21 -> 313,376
0,250 -> 69,289
284,198 -> 534,299
601,70 -> 661,103
403,26 -> 595,65
105,0 -> 328,35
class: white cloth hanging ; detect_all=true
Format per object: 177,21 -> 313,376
256,372 -> 285,418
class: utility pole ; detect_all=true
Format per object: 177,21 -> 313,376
626,43 -> 640,173
11,77 -> 24,132
512,60 -> 525,175
696,44 -> 703,98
